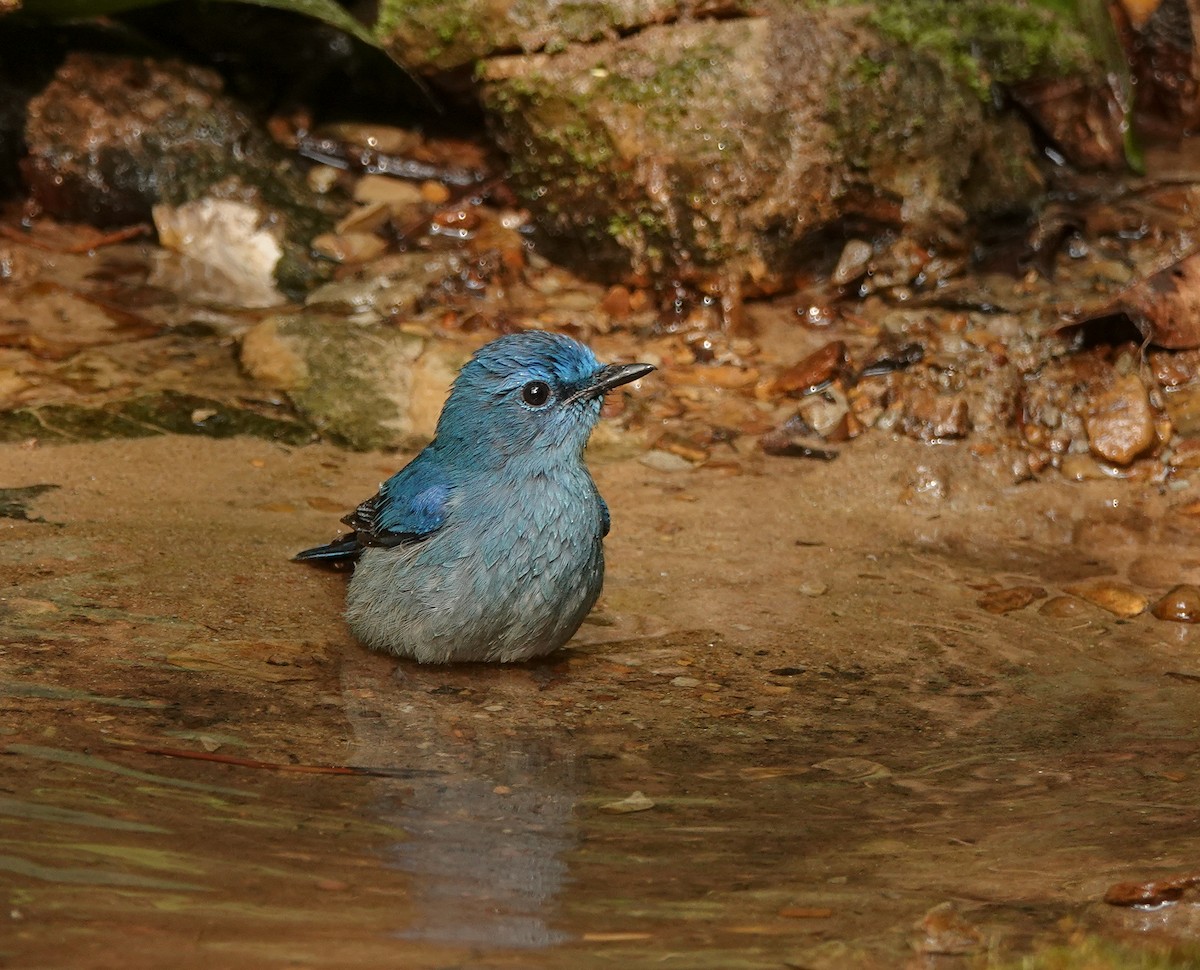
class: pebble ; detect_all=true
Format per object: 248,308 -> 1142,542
1064,580 -> 1148,618
335,201 -> 391,236
654,434 -> 709,464
420,180 -> 451,205
976,585 -> 1046,615
773,340 -> 846,396
1038,595 -> 1094,618
600,791 -> 656,814
353,174 -> 425,209
1151,584 -> 1200,623
311,232 -> 388,264
831,239 -> 872,286
670,676 -> 701,687
900,390 -> 969,441
1059,453 -> 1109,481
1085,374 -> 1155,465
798,581 -> 828,597
639,450 -> 693,473
912,902 -> 982,956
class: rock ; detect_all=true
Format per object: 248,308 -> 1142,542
831,240 -> 873,287
1085,374 -> 1156,465
353,174 -> 426,211
1162,384 -> 1200,436
911,902 -> 982,956
22,53 -> 335,296
1059,453 -> 1109,481
1064,581 -> 1148,618
1038,595 -> 1096,618
639,449 -> 693,473
773,341 -> 847,397
152,199 -> 284,308
478,5 -> 1057,290
1151,585 -> 1200,623
239,315 -> 462,449
900,389 -> 970,441
977,585 -> 1046,615
311,232 -> 389,265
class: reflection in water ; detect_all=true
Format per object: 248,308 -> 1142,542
384,760 -> 575,948
340,659 -> 578,949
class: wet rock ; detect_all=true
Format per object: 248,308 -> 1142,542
1167,437 -> 1200,470
22,53 -> 334,295
310,232 -> 389,265
1151,585 -> 1200,623
1162,384 -> 1200,436
478,5 -> 1056,292
977,585 -> 1046,615
152,199 -> 284,309
334,201 -> 392,236
1104,872 -> 1200,907
911,902 -> 982,956
353,174 -> 426,212
1060,453 -> 1109,481
239,315 -> 461,449
831,240 -> 872,287
1064,581 -> 1148,618
773,341 -> 847,397
900,389 -> 970,441
1039,595 -> 1099,619
1085,374 -> 1156,465
795,389 -> 851,440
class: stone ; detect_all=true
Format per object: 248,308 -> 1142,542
22,53 -> 335,296
239,314 -> 463,449
1064,581 -> 1148,619
1085,374 -> 1156,465
477,5 -> 1059,291
1151,585 -> 1200,623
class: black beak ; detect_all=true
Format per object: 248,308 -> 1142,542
565,362 -> 655,404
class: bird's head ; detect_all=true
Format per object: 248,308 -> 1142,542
436,331 -> 654,463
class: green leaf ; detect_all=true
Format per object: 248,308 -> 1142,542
15,0 -> 380,49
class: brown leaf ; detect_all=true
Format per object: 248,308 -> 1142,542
1119,251 -> 1200,349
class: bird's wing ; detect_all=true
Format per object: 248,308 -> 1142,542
293,451 -> 452,566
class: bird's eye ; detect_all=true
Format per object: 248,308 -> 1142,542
521,381 -> 552,407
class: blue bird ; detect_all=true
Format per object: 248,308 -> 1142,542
295,331 -> 654,663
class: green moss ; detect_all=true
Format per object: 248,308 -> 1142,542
812,0 -> 1096,98
375,0 -> 489,68
0,393 -> 313,444
603,42 -> 728,121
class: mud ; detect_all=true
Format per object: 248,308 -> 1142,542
3,432 -> 1199,968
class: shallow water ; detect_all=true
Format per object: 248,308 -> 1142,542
3,434 -> 1199,968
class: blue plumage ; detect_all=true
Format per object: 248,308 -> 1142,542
295,331 -> 653,663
